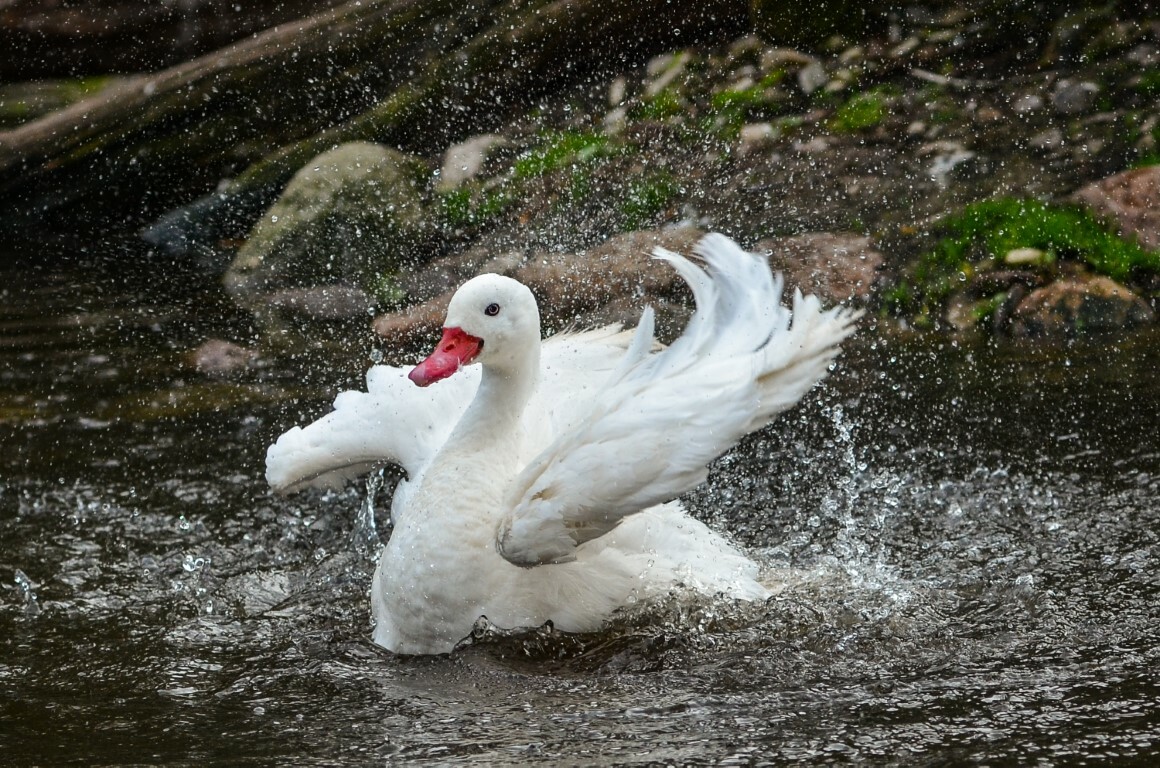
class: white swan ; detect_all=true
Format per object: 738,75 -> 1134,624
266,233 -> 860,654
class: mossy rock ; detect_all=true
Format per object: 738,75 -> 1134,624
887,197 -> 1160,328
225,142 -> 437,307
1010,276 -> 1155,337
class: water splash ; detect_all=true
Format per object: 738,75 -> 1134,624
819,404 -> 900,596
352,469 -> 384,561
14,569 -> 40,618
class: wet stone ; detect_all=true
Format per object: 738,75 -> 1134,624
372,227 -> 705,344
1029,128 -> 1065,151
188,339 -> 259,377
224,142 -> 435,309
265,284 -> 375,320
755,232 -> 884,304
1051,79 -> 1100,115
437,134 -> 508,192
371,299 -> 447,349
1070,165 -> 1160,251
738,123 -> 777,155
1009,275 -> 1155,337
796,61 -> 828,95
968,270 -> 1045,297
1011,93 -> 1043,115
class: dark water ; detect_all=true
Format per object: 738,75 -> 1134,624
2,243 -> 1159,765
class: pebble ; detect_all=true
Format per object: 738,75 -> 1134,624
1029,128 -> 1065,151
738,123 -> 776,155
1011,93 -> 1043,115
1004,247 -> 1046,266
1051,79 -> 1100,115
438,134 -> 506,191
796,61 -> 828,95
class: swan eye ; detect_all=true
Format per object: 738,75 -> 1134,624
484,303 -> 501,317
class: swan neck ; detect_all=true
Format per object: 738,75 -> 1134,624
449,345 -> 539,453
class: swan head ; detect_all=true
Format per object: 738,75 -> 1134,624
409,273 -> 541,387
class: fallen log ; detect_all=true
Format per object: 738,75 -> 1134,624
0,0 -> 746,238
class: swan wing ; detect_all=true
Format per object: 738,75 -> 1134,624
497,233 -> 861,566
520,325 -> 640,456
265,363 -> 478,494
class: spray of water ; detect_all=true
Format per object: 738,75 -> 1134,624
14,569 -> 40,618
816,403 -> 908,608
352,468 -> 384,561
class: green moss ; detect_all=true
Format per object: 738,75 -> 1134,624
619,173 -> 678,230
1132,121 -> 1160,168
568,167 -> 593,202
888,197 -> 1160,321
1135,69 -> 1160,97
368,272 -> 407,308
972,291 -> 1008,324
939,198 -> 1159,281
829,90 -> 889,133
1132,152 -> 1160,169
710,70 -> 787,112
437,185 -> 516,231
477,187 -> 515,220
513,130 -> 611,180
438,188 -> 474,229
705,70 -> 790,137
634,88 -> 685,121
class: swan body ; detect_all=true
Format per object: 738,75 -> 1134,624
266,233 -> 860,654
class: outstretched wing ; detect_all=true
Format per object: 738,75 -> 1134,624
265,315 -> 635,496
265,362 -> 478,494
497,233 -> 861,566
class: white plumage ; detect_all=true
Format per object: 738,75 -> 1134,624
266,233 -> 860,654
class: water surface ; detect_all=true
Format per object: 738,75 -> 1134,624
2,242 -> 1158,765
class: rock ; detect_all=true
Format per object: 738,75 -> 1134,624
1009,275 -> 1154,337
188,339 -> 259,377
516,226 -> 703,324
919,141 -> 977,188
754,232 -> 883,303
3,0 -> 738,237
890,36 -> 920,58
1070,166 -> 1160,251
1029,128 -> 1065,151
603,106 -> 629,136
796,61 -> 829,95
265,285 -> 376,320
644,51 -> 691,97
1011,93 -> 1043,115
944,292 -> 983,333
760,48 -> 817,71
1004,247 -> 1046,266
968,270 -> 1045,297
792,136 -> 832,154
738,123 -> 777,155
608,76 -> 628,106
990,283 -> 1027,333
1050,79 -> 1100,115
373,227 -> 706,347
437,134 -> 507,192
225,142 -> 435,308
1127,42 -> 1160,67
372,300 -> 449,350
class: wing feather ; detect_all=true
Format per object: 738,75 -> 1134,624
264,363 -> 477,494
497,233 -> 861,566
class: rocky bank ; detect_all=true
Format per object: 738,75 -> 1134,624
2,1 -> 1158,365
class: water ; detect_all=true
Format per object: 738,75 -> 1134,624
2,242 -> 1159,764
